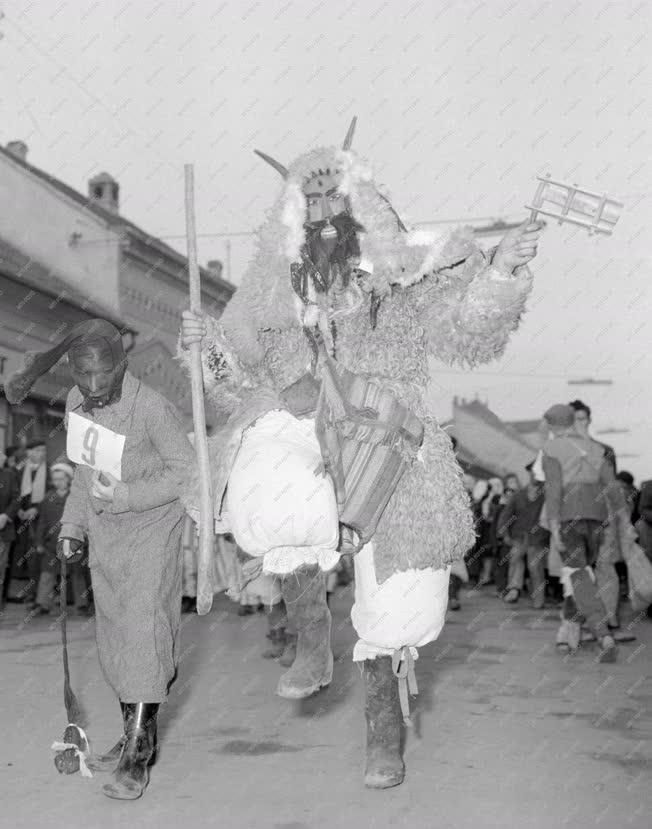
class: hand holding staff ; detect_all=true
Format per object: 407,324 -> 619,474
184,164 -> 214,616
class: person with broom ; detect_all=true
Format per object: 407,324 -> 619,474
5,319 -> 194,800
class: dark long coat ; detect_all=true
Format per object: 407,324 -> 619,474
61,372 -> 194,702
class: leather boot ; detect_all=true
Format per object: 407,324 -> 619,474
89,702 -> 160,773
363,656 -> 405,789
276,566 -> 332,699
102,703 -> 158,800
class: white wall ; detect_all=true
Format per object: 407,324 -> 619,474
0,152 -> 121,311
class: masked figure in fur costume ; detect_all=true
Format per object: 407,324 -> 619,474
180,117 -> 543,789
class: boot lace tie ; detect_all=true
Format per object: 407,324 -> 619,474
391,648 -> 418,727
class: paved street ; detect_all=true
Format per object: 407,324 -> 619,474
1,586 -> 651,829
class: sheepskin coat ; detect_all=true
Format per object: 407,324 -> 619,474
179,147 -> 534,583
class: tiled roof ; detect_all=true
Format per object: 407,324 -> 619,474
454,398 -> 536,450
505,418 -> 541,433
0,145 -> 235,296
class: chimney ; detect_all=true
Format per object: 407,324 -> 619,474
88,172 -> 119,213
6,141 -> 28,162
207,259 -> 223,280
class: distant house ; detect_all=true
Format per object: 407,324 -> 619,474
0,140 -> 235,455
446,397 -> 541,484
503,417 -> 543,450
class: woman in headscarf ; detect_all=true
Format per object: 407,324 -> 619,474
6,319 -> 194,800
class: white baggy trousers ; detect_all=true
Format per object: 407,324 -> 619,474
225,410 -> 450,660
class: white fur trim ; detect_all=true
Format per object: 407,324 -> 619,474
393,227 -> 450,288
302,304 -> 321,328
357,256 -> 374,274
262,546 -> 340,575
406,228 -> 447,248
281,181 -> 307,260
336,150 -> 372,197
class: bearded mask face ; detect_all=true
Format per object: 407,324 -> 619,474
254,118 -> 383,329
301,170 -> 363,288
254,117 -> 362,283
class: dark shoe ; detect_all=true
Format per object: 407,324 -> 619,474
73,603 -> 94,617
448,597 -> 461,611
262,627 -> 286,659
363,656 -> 405,789
613,631 -> 636,644
277,567 -> 332,699
89,702 -> 156,773
238,605 -> 255,616
181,595 -> 197,614
279,633 -> 297,668
597,635 -> 617,664
103,703 -> 159,800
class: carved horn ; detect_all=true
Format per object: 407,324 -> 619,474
342,116 -> 357,151
253,149 -> 289,179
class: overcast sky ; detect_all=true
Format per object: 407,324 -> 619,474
2,0 -> 651,478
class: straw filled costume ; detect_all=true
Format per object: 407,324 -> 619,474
180,118 -> 541,788
6,319 -> 194,800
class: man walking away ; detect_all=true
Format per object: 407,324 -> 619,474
569,399 -> 621,629
542,404 -> 628,663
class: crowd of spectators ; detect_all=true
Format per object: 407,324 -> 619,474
0,437 -> 92,617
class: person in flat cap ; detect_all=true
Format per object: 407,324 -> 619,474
541,403 -> 631,662
6,319 -> 194,800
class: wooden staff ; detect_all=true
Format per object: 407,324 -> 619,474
184,164 -> 214,615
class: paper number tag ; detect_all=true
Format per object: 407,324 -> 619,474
67,411 -> 126,481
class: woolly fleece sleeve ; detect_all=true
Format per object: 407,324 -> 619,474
176,313 -> 229,400
419,250 -> 533,367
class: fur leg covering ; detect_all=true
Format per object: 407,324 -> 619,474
363,656 -> 405,789
276,565 -> 333,699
